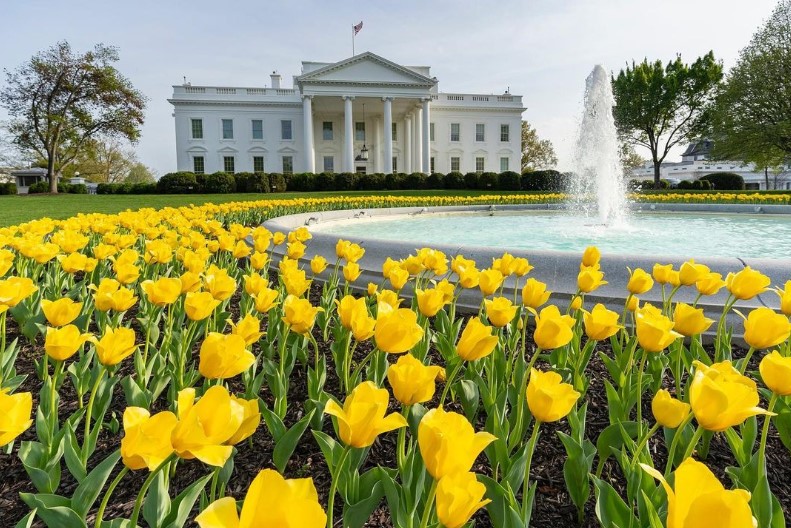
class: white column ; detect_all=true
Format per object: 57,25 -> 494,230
405,115 -> 412,174
421,98 -> 430,173
415,107 -> 423,173
343,96 -> 354,173
383,97 -> 393,174
302,95 -> 315,173
374,117 -> 382,173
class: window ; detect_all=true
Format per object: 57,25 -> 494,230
500,157 -> 509,172
430,157 -> 435,172
193,156 -> 205,174
281,120 -> 292,140
450,156 -> 460,172
355,122 -> 366,141
450,123 -> 460,142
282,156 -> 293,174
500,124 -> 510,142
392,123 -> 397,141
356,166 -> 367,174
392,156 -> 398,172
191,119 -> 203,139
476,157 -> 485,173
430,123 -> 435,142
223,156 -> 235,173
322,121 -> 333,141
253,156 -> 265,172
251,120 -> 263,140
222,119 -> 234,139
476,123 -> 485,142
323,156 -> 334,173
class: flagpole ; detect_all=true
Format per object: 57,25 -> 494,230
352,24 -> 355,56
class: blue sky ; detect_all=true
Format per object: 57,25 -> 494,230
0,0 -> 779,173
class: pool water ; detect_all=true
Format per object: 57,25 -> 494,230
312,211 -> 791,259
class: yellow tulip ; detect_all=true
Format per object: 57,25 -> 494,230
114,262 -> 140,285
205,265 -> 237,301
199,333 -> 255,379
416,288 -> 447,317
44,325 -> 93,361
282,269 -> 311,297
375,289 -> 402,310
627,268 -> 654,295
41,298 -> 82,327
0,249 -> 13,276
229,314 -> 264,346
521,278 -> 551,309
651,389 -> 690,428
696,272 -> 726,296
253,288 -> 280,313
484,296 -> 518,327
95,326 -> 138,366
569,295 -> 583,311
777,280 -> 791,315
577,266 -> 607,293
343,262 -> 361,282
0,389 -> 33,447
641,458 -> 755,528
282,295 -> 322,335
759,351 -> 791,396
418,407 -> 496,480
226,395 -> 261,445
532,305 -> 575,350
672,303 -> 714,337
121,407 -> 178,471
367,282 -> 378,296
0,276 -> 37,308
726,266 -> 771,300
690,360 -> 773,431
435,471 -> 491,528
185,291 -> 221,321
141,277 -> 182,307
458,267 -> 480,289
627,295 -> 639,311
171,386 -> 245,466
742,307 -> 791,350
196,469 -> 326,528
286,241 -> 305,260
581,246 -> 600,268
386,354 -> 442,406
243,273 -> 268,297
526,368 -> 580,422
387,266 -> 409,290
583,303 -> 621,341
679,259 -> 710,286
456,317 -> 499,361
374,306 -> 423,354
310,255 -> 328,274
250,251 -> 268,271
59,252 -> 98,274
179,271 -> 202,293
478,268 -> 504,297
324,381 -> 407,448
635,304 -> 682,352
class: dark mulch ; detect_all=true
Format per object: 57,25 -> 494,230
1,277 -> 789,528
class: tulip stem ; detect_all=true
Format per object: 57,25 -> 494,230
82,366 -> 106,466
629,422 -> 660,473
397,406 -> 410,474
438,361 -> 464,407
94,466 -> 128,528
758,394 -> 778,479
418,479 -> 438,528
0,311 -> 6,387
130,454 -> 176,528
681,425 -> 704,462
738,347 -> 756,374
522,420 -> 542,518
327,445 -> 352,528
664,413 -> 694,477
635,349 -> 648,438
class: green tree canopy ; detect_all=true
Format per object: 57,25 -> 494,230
521,120 -> 557,172
612,53 -> 723,188
0,41 -> 146,192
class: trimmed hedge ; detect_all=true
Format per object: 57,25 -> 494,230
28,181 -> 87,194
521,170 -> 568,192
699,172 -> 745,190
677,179 -> 713,190
0,182 -> 18,195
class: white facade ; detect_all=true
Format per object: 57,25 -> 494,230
169,52 -> 524,175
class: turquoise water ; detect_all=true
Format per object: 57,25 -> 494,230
313,211 -> 791,259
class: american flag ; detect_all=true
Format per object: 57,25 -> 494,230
353,21 -> 363,35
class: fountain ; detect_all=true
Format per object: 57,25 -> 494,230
571,65 -> 628,225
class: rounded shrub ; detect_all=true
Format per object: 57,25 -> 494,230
403,172 -> 427,190
235,172 -> 270,193
357,173 -> 386,190
464,172 -> 479,189
313,172 -> 336,192
699,172 -> 745,190
268,173 -> 287,193
200,172 -> 235,194
497,171 -> 521,191
157,172 -> 198,194
444,172 -> 465,189
284,173 -> 313,192
426,172 -> 445,189
692,178 -> 712,190
478,172 -> 498,189
385,172 -> 404,190
334,172 -> 356,191
0,182 -> 17,195
520,170 -> 566,192
677,180 -> 694,190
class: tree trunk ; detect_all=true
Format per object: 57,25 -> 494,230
47,153 -> 58,194
765,167 -> 770,190
653,161 -> 661,189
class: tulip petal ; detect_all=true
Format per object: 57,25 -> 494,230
196,497 -> 241,528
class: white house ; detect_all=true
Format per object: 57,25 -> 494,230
169,52 -> 524,176
631,140 -> 791,190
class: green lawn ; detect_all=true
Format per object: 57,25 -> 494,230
0,190 -> 516,226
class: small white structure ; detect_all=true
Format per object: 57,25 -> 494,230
631,140 -> 791,190
11,167 -> 48,194
169,52 -> 525,175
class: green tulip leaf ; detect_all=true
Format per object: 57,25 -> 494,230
19,493 -> 86,528
162,473 -> 212,528
273,409 -> 315,473
72,449 -> 120,517
143,470 -> 171,528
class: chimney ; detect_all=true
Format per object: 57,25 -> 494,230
270,71 -> 282,89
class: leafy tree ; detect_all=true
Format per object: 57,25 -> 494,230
126,162 -> 156,184
619,141 -> 645,177
521,120 -> 558,172
612,53 -> 723,188
62,137 -> 139,183
0,41 -> 146,192
709,0 -> 791,189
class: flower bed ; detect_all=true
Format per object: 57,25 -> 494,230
0,196 -> 790,528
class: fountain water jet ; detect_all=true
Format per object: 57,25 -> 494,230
571,65 -> 629,225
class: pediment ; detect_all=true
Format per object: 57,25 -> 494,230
298,52 -> 436,88
247,146 -> 269,153
217,146 -> 238,153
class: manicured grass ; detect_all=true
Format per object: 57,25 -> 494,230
0,190 -> 521,226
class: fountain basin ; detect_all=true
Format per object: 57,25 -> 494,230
262,203 -> 790,335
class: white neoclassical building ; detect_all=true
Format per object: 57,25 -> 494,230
169,52 -> 524,175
